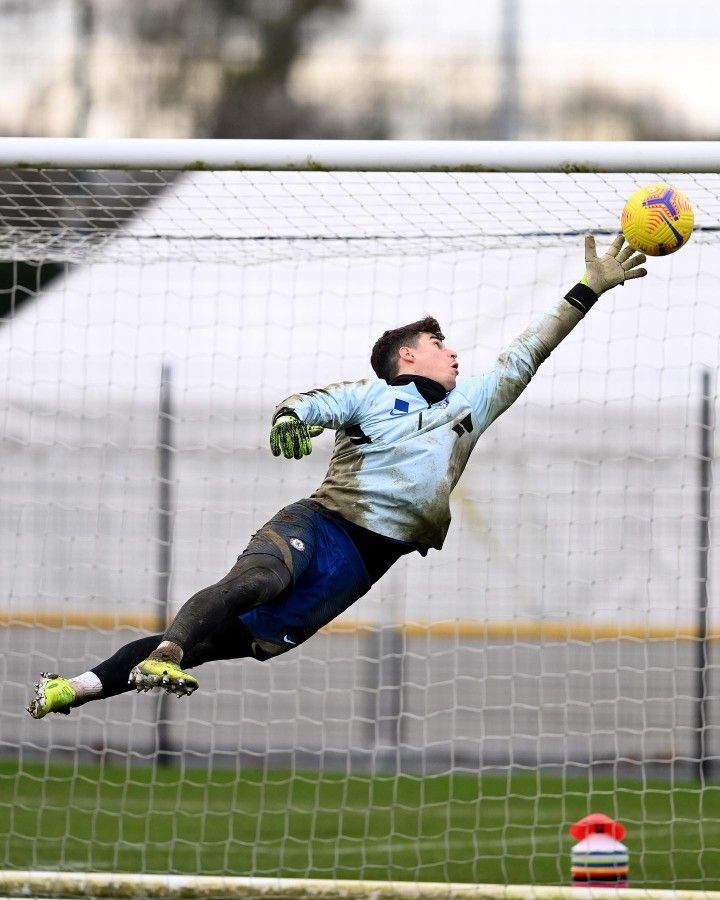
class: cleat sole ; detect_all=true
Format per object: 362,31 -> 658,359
128,661 -> 198,697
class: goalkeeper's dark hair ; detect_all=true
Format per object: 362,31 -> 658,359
370,316 -> 444,382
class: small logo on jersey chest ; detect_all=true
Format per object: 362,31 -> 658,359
390,399 -> 410,416
290,538 -> 305,551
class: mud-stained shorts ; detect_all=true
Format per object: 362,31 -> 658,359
238,500 -> 371,660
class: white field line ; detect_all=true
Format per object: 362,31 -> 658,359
280,820 -> 720,859
3,819 -> 718,860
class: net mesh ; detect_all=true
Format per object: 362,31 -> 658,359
1,163 -> 720,889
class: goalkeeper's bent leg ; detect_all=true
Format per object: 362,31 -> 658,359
151,552 -> 291,663
129,553 -> 290,693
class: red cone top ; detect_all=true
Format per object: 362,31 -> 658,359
570,813 -> 626,841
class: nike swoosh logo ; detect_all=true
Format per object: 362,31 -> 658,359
661,215 -> 684,251
283,635 -> 296,645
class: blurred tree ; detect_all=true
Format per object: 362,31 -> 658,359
554,86 -> 695,140
444,85 -> 696,141
125,0 -> 361,138
211,0 -> 350,138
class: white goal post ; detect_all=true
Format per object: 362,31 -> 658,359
2,138 -> 720,895
2,870 -> 720,900
0,137 -> 719,171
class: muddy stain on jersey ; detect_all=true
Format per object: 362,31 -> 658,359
311,431 -> 371,529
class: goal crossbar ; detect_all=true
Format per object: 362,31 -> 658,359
0,137 -> 719,172
2,872 -> 720,900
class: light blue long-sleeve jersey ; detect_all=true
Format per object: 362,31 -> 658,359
276,298 -> 584,550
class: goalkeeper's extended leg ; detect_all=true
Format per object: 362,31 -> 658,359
27,619 -> 259,717
129,551 -> 290,694
27,635 -> 162,718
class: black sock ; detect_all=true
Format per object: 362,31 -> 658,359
91,620 -> 257,699
91,634 -> 163,698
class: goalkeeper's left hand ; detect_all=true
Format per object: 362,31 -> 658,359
270,412 -> 324,460
582,234 -> 647,296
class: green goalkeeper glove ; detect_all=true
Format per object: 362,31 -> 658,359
270,413 -> 323,460
565,234 -> 647,314
582,234 -> 647,296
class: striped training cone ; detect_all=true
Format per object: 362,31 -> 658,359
570,813 -> 629,888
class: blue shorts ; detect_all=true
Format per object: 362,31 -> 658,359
238,500 -> 371,659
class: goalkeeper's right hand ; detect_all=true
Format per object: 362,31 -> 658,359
565,234 -> 647,315
583,234 -> 647,296
269,412 -> 323,460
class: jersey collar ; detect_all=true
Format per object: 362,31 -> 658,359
388,374 -> 448,406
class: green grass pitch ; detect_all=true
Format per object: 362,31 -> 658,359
2,760 -> 719,889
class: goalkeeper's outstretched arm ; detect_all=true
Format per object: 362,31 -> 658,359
267,235 -> 647,459
476,234 -> 646,428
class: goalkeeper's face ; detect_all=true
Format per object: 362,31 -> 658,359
403,332 -> 459,391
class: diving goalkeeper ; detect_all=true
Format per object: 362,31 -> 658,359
28,235 -> 646,718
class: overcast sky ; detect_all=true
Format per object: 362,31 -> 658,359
349,0 -> 719,49
334,0 -> 720,132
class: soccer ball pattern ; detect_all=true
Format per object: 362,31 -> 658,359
621,183 -> 694,256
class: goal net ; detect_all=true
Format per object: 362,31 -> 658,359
1,139 -> 720,893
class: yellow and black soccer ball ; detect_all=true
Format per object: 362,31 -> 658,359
621,183 -> 694,257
